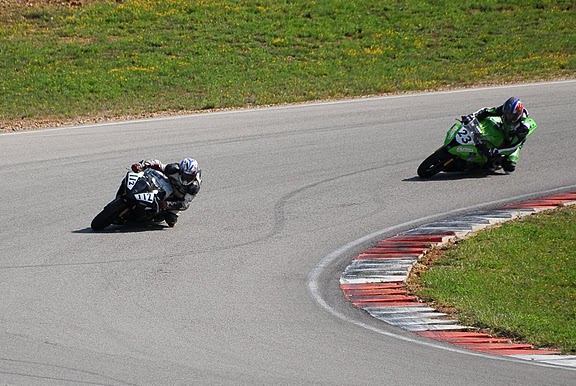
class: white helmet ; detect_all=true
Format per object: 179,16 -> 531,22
179,158 -> 199,185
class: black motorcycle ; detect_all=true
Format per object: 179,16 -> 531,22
91,169 -> 174,231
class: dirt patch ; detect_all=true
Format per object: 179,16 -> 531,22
0,109 -> 212,133
0,107 -> 250,133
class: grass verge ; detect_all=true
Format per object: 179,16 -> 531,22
408,205 -> 576,354
0,0 -> 575,130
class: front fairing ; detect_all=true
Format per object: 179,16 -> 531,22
145,169 -> 174,199
121,170 -> 172,219
124,170 -> 173,202
125,172 -> 155,205
444,117 -> 504,164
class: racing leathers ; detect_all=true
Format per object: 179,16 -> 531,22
465,105 -> 532,173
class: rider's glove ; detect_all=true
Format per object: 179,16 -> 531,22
461,114 -> 474,125
487,148 -> 500,159
131,163 -> 143,172
160,200 -> 184,211
477,143 -> 499,160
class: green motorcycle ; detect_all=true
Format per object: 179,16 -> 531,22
417,116 -> 537,178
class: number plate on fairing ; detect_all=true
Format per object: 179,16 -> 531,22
455,127 -> 476,146
126,172 -> 140,190
134,193 -> 155,203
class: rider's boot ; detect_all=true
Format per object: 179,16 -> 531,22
502,158 -> 516,173
164,211 -> 178,228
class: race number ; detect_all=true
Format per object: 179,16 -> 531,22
134,193 -> 155,203
455,127 -> 475,146
126,172 -> 140,190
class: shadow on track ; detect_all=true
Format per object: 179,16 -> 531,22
74,222 -> 167,234
404,170 -> 509,182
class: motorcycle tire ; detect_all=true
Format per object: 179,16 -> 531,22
417,148 -> 456,178
91,197 -> 129,231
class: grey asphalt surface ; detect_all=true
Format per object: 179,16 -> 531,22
1,81 -> 575,385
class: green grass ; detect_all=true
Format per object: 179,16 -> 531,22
0,0 -> 575,121
411,206 -> 576,354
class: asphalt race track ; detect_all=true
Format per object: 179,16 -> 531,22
1,81 -> 575,385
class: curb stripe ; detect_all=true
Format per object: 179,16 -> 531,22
340,191 -> 576,363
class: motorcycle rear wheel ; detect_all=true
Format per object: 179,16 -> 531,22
417,148 -> 456,178
91,197 -> 129,231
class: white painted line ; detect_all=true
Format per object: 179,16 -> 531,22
307,184 -> 576,370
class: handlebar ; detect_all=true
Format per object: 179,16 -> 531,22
462,117 -> 485,144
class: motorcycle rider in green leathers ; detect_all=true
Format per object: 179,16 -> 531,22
461,97 -> 532,173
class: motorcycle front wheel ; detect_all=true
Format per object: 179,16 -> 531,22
91,197 -> 129,231
417,148 -> 456,178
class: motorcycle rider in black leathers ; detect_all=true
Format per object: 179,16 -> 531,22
131,158 -> 202,227
461,97 -> 531,173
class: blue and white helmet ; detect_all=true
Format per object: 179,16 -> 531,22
179,158 -> 200,185
502,97 -> 524,125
